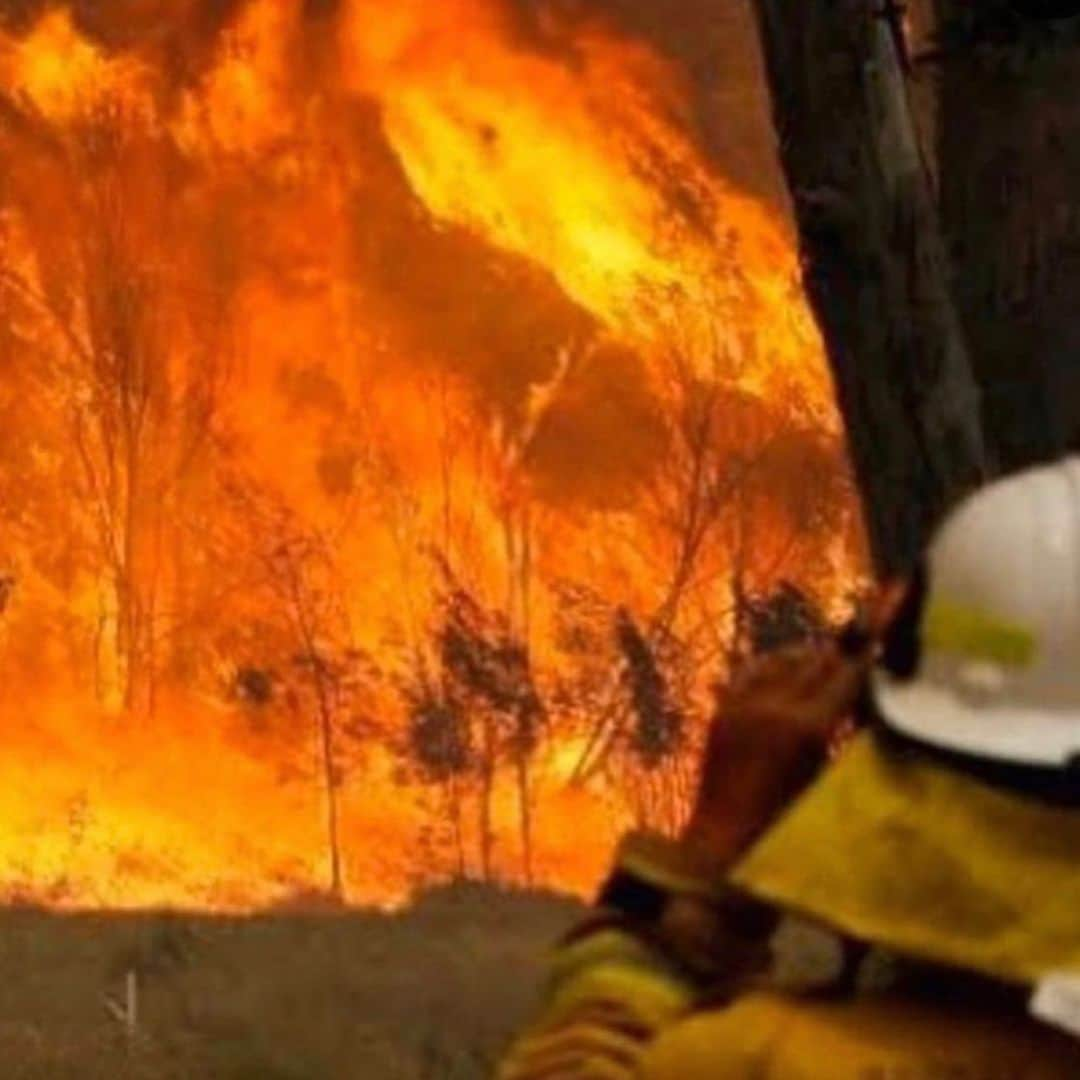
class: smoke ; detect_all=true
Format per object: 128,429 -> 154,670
527,342 -> 665,509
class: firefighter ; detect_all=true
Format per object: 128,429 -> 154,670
499,458 -> 1080,1078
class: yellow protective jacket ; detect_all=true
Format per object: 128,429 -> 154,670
499,734 -> 1080,1078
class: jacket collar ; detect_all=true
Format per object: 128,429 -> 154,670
730,732 -> 1080,986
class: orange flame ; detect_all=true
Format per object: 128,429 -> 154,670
0,1 -> 864,910
1,8 -> 150,121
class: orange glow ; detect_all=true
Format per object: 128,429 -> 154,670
1,8 -> 149,121
175,0 -> 300,156
341,0 -> 829,409
0,1 -> 865,911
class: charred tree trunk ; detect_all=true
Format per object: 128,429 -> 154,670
313,674 -> 344,901
447,774 -> 466,878
506,505 -> 536,884
932,5 -> 1080,470
515,751 -> 534,885
478,712 -> 497,882
748,0 -> 987,573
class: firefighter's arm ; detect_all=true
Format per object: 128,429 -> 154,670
499,643 -> 872,1079
498,832 -> 774,1080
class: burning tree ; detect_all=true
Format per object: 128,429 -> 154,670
263,533 -> 350,901
217,482 -> 378,902
602,575 -> 833,833
0,1 -> 888,906
0,93 -> 233,710
611,607 -> 692,833
564,289 -> 856,799
436,580 -> 545,883
402,672 -> 473,877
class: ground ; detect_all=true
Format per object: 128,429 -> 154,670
0,883 -> 584,1079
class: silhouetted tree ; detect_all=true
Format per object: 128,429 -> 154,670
614,608 -> 684,768
0,98 -> 232,709
438,583 -> 545,883
745,581 -> 828,656
403,674 -> 472,877
611,607 -> 693,833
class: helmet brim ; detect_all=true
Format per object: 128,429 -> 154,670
871,671 -> 1080,768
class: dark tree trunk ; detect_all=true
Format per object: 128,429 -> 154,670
447,775 -> 466,877
748,0 -> 987,574
478,713 -> 496,882
515,753 -> 534,885
314,677 -> 344,900
932,5 -> 1080,471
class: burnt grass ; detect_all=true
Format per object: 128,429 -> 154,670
0,882 -> 584,1079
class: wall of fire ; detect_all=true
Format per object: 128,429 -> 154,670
0,0 -> 865,908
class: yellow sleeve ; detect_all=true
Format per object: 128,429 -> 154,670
497,922 -> 697,1080
499,830 -> 776,1079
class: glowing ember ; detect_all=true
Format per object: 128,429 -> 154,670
0,0 -> 864,911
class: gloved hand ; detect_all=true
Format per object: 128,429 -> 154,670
679,644 -> 868,875
679,583 -> 905,877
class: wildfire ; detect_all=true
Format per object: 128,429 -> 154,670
341,0 -> 829,408
175,0 -> 299,156
1,8 -> 149,121
0,0 -> 862,911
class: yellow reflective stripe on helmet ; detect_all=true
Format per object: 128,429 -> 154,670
922,598 -> 1037,668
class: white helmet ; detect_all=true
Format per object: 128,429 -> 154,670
873,457 -> 1080,768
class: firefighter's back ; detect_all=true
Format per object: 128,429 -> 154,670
643,990 -> 1080,1079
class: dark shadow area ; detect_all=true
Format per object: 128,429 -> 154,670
0,883 -> 583,1079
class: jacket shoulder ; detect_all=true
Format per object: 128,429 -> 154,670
641,992 -> 1080,1080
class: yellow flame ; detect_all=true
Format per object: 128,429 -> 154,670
3,9 -> 149,121
0,0 -> 863,910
